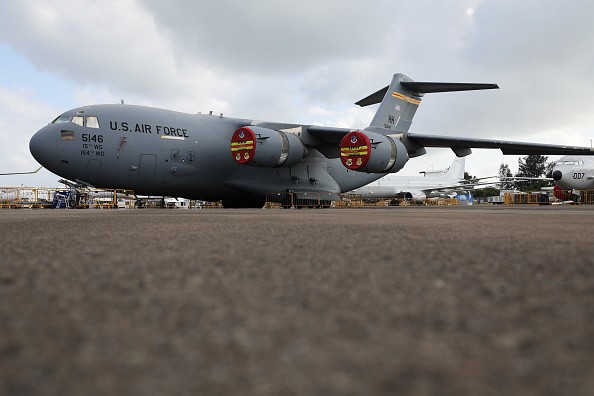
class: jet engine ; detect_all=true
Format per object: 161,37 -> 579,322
401,191 -> 426,202
339,130 -> 409,173
231,126 -> 306,167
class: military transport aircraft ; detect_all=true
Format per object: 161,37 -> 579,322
29,73 -> 594,208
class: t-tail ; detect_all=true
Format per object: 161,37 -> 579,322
446,157 -> 465,180
356,73 -> 499,133
420,157 -> 466,179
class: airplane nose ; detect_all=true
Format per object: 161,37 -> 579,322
29,126 -> 56,168
552,170 -> 562,181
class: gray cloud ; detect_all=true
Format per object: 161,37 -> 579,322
442,0 -> 594,136
137,0 -> 391,75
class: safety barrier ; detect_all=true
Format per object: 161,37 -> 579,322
503,189 -> 594,205
0,187 -> 136,209
199,201 -> 224,209
265,192 -> 334,208
0,187 -> 59,209
264,192 -> 461,208
82,189 -> 136,209
7,187 -> 594,209
0,186 -> 228,209
338,195 -> 460,207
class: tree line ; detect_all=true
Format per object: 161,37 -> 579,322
498,154 -> 554,191
467,155 -> 554,197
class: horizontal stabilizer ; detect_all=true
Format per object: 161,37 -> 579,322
401,82 -> 499,94
355,86 -> 389,107
355,81 -> 498,107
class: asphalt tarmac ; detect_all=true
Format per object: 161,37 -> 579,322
1,206 -> 593,395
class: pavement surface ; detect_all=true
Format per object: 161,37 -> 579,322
1,206 -> 593,395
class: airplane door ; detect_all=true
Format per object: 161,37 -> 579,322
86,159 -> 102,174
56,129 -> 73,171
137,154 -> 157,182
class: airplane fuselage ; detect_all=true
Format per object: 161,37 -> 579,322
552,155 -> 594,190
353,175 -> 464,200
29,104 -> 382,203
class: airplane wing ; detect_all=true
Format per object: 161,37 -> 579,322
307,127 -> 594,157
420,180 -> 502,194
404,133 -> 594,156
306,125 -> 351,144
500,176 -> 554,181
0,166 -> 43,176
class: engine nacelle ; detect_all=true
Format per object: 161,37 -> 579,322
231,126 -> 306,167
401,191 -> 427,202
339,130 -> 409,173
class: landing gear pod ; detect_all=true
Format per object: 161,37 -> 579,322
231,126 -> 306,167
339,130 -> 409,173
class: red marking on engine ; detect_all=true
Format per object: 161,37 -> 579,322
231,127 -> 256,164
339,131 -> 371,170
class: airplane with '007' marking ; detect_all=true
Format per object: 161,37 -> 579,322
503,155 -> 594,202
29,73 -> 594,208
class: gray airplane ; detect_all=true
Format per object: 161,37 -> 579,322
29,73 -> 593,208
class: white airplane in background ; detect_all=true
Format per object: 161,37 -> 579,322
501,155 -> 594,202
551,156 -> 594,189
350,157 -> 491,203
550,155 -> 594,200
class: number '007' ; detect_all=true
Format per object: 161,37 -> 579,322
573,172 -> 585,179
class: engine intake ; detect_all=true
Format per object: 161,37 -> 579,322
339,130 -> 409,173
231,126 -> 306,167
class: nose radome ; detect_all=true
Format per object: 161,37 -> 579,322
29,126 -> 55,168
552,170 -> 562,181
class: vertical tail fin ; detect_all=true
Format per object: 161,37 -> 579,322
446,157 -> 465,180
356,73 -> 421,133
356,73 -> 498,134
420,157 -> 465,179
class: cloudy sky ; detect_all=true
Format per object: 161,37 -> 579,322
1,0 -> 593,187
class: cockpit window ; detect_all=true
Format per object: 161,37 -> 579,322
86,116 -> 99,129
51,114 -> 100,128
52,115 -> 71,124
72,116 -> 84,126
560,160 -> 584,166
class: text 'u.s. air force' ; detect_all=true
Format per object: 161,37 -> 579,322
109,121 -> 189,138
